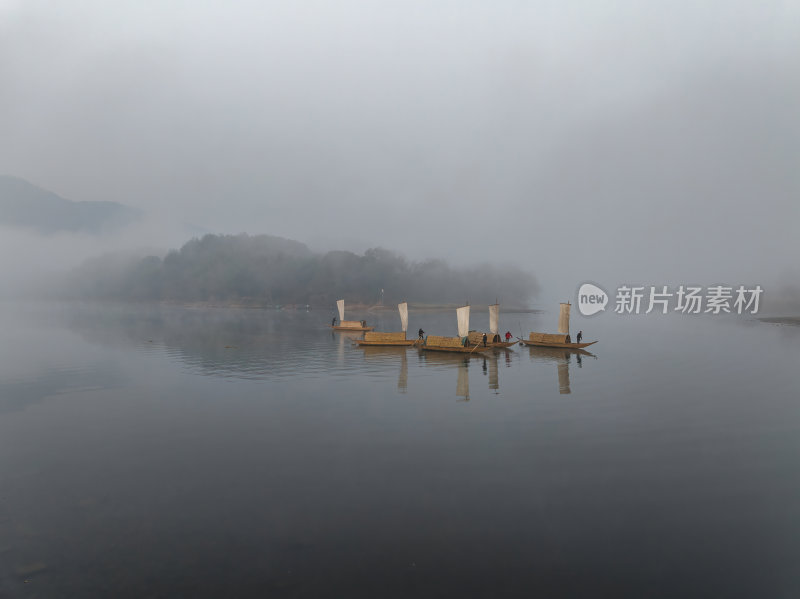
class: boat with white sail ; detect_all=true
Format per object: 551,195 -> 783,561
466,302 -> 517,348
519,302 -> 597,349
356,302 -> 418,346
421,305 -> 492,354
331,299 -> 374,331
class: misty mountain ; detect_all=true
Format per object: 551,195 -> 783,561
61,233 -> 538,307
0,175 -> 142,234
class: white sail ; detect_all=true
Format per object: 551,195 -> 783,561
489,304 -> 499,335
456,305 -> 470,338
558,303 -> 571,335
398,302 -> 408,333
337,299 -> 345,323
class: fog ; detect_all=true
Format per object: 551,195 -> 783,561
1,0 -> 798,305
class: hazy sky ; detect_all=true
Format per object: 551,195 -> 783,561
1,0 -> 798,303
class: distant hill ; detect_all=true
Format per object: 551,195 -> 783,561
60,233 -> 539,307
0,175 -> 142,234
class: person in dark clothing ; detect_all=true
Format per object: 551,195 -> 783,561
418,328 -> 425,340
577,330 -> 583,343
482,332 -> 488,347
332,317 -> 337,327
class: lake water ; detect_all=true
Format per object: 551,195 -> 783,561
1,302 -> 799,598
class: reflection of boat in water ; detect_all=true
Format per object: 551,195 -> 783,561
360,345 -> 409,393
527,345 -> 596,394
466,303 -> 517,348
520,302 -> 597,349
482,352 -> 499,393
526,346 -> 596,361
422,305 -> 492,354
356,302 -> 417,346
420,350 -> 503,396
456,361 -> 469,400
420,352 -> 472,399
332,299 -> 374,331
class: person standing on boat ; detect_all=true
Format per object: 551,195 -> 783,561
577,330 -> 583,343
418,328 -> 425,340
331,317 -> 337,327
482,332 -> 488,347
504,331 -> 512,343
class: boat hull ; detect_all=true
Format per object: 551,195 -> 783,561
519,340 -> 598,349
356,339 -> 418,346
332,325 -> 374,332
478,341 -> 517,349
422,345 -> 493,354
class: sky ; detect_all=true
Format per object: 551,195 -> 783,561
1,0 -> 798,304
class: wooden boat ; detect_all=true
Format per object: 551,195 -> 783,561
422,337 -> 492,353
520,336 -> 597,349
467,331 -> 517,349
356,302 -> 418,346
331,299 -> 374,331
464,303 -> 517,348
421,305 -> 492,354
520,302 -> 597,349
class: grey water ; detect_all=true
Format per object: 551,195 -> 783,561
1,302 -> 799,598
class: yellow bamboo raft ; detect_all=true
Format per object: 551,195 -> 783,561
421,335 -> 492,354
355,332 -> 418,346
519,332 -> 597,349
332,320 -> 374,332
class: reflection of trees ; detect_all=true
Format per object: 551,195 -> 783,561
62,304 -> 351,380
527,346 -> 596,395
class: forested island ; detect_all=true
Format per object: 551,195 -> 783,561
61,233 -> 539,307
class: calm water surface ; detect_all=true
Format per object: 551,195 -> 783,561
0,302 -> 799,598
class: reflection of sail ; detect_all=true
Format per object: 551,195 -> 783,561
359,345 -> 410,393
557,363 -> 571,394
338,331 -> 362,366
526,345 -> 595,396
488,353 -> 499,392
398,302 -> 408,333
337,299 -> 345,322
456,305 -> 470,338
398,349 -> 408,393
489,304 -> 499,335
558,303 -> 570,335
456,361 -> 470,400
337,328 -> 346,365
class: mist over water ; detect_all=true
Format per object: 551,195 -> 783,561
1,1 -> 799,301
1,1 -> 798,596
1,302 -> 798,597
